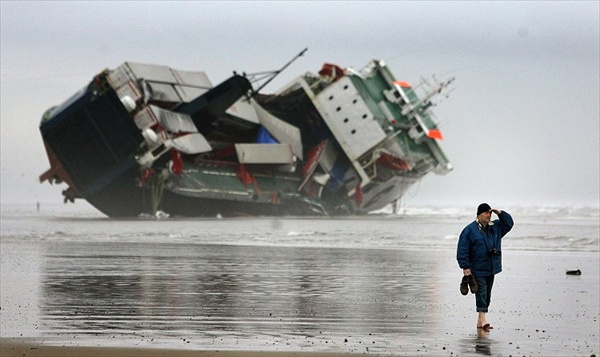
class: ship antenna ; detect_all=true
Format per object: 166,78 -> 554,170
245,48 -> 308,95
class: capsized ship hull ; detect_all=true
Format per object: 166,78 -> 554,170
39,56 -> 453,217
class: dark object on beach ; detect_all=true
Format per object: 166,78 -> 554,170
566,269 -> 582,275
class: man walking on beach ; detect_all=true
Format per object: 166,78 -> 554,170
457,203 -> 514,330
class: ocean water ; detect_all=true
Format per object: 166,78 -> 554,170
2,203 -> 598,252
1,203 -> 599,355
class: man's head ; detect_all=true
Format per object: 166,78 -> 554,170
477,203 -> 492,225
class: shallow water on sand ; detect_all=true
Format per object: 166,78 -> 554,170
1,205 -> 598,355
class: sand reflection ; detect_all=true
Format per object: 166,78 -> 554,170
39,242 -> 445,352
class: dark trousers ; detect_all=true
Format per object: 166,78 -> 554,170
473,274 -> 495,312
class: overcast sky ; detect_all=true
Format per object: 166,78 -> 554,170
1,1 -> 598,210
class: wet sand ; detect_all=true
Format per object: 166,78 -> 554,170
1,221 -> 598,356
0,338 -> 363,357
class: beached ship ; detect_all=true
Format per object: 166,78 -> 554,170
39,50 -> 453,217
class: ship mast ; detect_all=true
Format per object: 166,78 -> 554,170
242,48 -> 308,95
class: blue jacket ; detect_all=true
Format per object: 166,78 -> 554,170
456,211 -> 514,277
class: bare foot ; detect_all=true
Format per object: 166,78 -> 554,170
478,323 -> 493,330
477,312 -> 488,329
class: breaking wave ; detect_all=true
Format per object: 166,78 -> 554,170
1,203 -> 598,252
